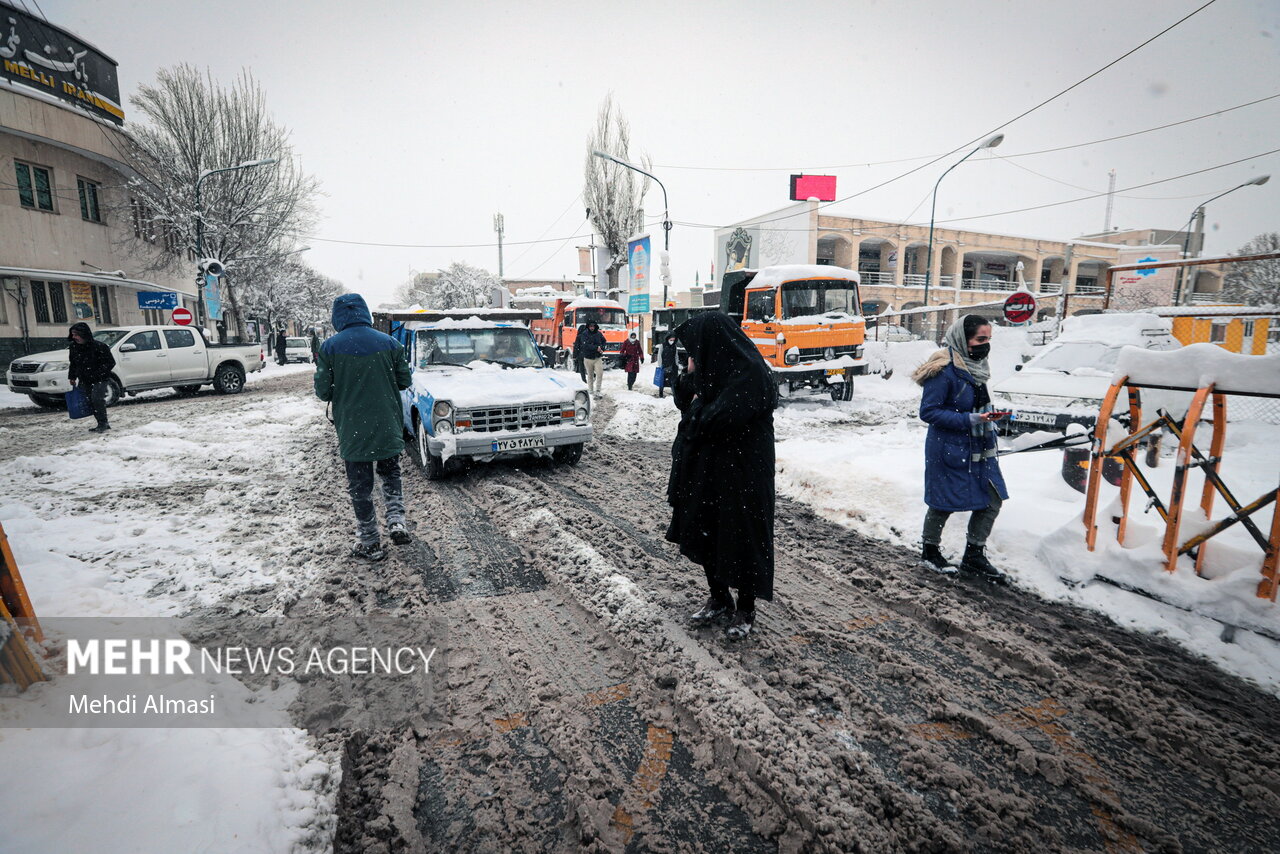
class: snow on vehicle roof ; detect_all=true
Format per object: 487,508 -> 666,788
1115,344 -> 1280,396
405,317 -> 528,331
746,265 -> 861,288
1058,312 -> 1172,344
565,298 -> 626,310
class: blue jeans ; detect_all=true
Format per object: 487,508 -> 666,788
344,456 -> 405,545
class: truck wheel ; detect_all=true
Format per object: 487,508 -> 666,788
104,378 -> 124,407
174,385 -> 202,396
417,419 -> 447,480
554,443 -> 584,466
213,364 -> 246,394
830,379 -> 854,401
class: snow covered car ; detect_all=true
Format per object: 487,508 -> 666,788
6,325 -> 264,408
283,337 -> 313,363
393,316 -> 593,479
867,323 -> 918,342
992,313 -> 1185,435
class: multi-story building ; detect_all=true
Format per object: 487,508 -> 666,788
1,2 -> 197,371
714,202 -> 1229,331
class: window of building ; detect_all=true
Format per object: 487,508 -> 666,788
142,308 -> 165,326
163,329 -> 196,349
78,177 -> 102,223
1210,321 -> 1227,344
48,281 -> 68,323
30,281 -> 50,323
124,330 -> 161,351
15,161 -> 56,212
130,198 -> 157,242
92,285 -> 114,325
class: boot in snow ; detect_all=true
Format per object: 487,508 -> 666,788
389,522 -> 410,545
921,544 -> 957,575
691,598 -> 733,625
725,610 -> 754,640
960,543 -> 1006,584
352,541 -> 387,562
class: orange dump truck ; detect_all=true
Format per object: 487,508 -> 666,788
721,265 -> 869,400
527,297 -> 631,368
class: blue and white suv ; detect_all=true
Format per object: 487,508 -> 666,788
391,316 -> 593,479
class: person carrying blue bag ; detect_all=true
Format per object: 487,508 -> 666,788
67,322 -> 116,433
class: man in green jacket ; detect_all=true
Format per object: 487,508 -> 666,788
314,294 -> 413,561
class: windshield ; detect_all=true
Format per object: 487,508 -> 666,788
780,280 -> 861,320
94,330 -> 129,347
574,308 -> 626,329
286,338 -> 308,347
1028,341 -> 1121,373
415,327 -> 543,368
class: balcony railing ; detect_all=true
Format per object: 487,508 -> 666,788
858,271 -> 894,286
1191,291 -> 1229,305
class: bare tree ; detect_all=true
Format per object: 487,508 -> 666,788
583,95 -> 651,295
1222,232 -> 1280,306
122,65 -> 319,334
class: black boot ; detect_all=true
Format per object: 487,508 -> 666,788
921,543 -> 957,574
960,543 -> 1006,584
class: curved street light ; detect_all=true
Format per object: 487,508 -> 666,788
194,157 -> 280,326
591,149 -> 672,307
1175,174 -> 1270,304
924,134 -> 1004,314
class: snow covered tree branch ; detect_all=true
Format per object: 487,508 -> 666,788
583,94 -> 651,296
1222,232 -> 1280,307
394,262 -> 498,310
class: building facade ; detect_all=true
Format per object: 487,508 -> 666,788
1,2 -> 197,372
715,202 -> 1229,331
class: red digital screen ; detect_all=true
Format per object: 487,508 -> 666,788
789,174 -> 837,202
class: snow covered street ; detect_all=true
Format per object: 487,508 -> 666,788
3,355 -> 1280,852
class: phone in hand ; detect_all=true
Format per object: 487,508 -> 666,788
988,410 -> 1013,421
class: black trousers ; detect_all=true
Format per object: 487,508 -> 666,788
81,380 -> 109,426
706,567 -> 755,614
626,371 -> 637,389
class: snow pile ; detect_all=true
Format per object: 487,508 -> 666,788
1116,343 -> 1280,396
1059,312 -> 1172,344
746,265 -> 859,287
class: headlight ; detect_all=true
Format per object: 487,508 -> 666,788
785,347 -> 800,366
823,347 -> 835,361
574,407 -> 589,424
575,391 -> 589,407
432,400 -> 452,419
41,361 -> 70,372
434,420 -> 453,435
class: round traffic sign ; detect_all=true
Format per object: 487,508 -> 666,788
1003,291 -> 1037,324
172,307 -> 193,326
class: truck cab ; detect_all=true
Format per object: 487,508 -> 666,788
722,265 -> 868,400
378,310 -> 593,479
527,297 -> 630,368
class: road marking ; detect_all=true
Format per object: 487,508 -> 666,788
610,725 -> 675,843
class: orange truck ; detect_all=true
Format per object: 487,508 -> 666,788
721,265 -> 869,400
527,297 -> 631,368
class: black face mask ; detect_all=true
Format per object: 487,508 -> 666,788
968,343 -> 990,360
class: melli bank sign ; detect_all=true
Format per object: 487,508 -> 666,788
0,1 -> 124,125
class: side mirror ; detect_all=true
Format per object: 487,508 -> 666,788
1014,364 -> 1022,371
119,343 -> 137,352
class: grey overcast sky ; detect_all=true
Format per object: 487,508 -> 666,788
39,0 -> 1280,306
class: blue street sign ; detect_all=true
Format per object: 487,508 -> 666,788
136,291 -> 179,310
628,293 -> 651,314
1135,257 -> 1160,277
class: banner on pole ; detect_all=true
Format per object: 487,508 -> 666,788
627,234 -> 651,314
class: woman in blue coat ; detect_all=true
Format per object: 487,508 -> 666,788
911,315 -> 1009,580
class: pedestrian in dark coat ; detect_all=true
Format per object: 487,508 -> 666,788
67,321 -> 115,433
572,323 -> 587,380
579,322 -> 608,393
619,332 -> 643,390
274,326 -> 288,365
309,330 -> 320,363
657,333 -> 679,398
667,311 -> 778,639
912,314 -> 1009,581
314,294 -> 413,561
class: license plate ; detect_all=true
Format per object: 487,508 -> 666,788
492,435 -> 546,452
825,368 -> 846,376
1017,411 -> 1057,425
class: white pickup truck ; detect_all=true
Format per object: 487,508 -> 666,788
6,325 -> 264,408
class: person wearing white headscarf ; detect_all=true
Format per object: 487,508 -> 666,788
910,314 -> 1009,580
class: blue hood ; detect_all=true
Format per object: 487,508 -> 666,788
332,294 -> 373,331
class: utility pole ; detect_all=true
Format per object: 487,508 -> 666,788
1103,169 -> 1116,233
493,213 -> 505,278
1057,243 -> 1074,336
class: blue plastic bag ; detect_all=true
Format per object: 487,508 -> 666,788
653,366 -> 665,388
65,387 -> 92,419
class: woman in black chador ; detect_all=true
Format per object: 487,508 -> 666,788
667,312 -> 778,639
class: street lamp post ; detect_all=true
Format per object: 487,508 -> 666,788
924,134 -> 1004,332
194,157 -> 278,328
591,149 -> 672,308
1174,174 -> 1270,305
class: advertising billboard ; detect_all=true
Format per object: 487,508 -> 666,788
0,2 -> 124,125
789,174 -> 837,202
627,235 -> 651,314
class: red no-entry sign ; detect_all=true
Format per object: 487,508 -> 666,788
171,307 -> 193,326
1003,291 -> 1037,324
